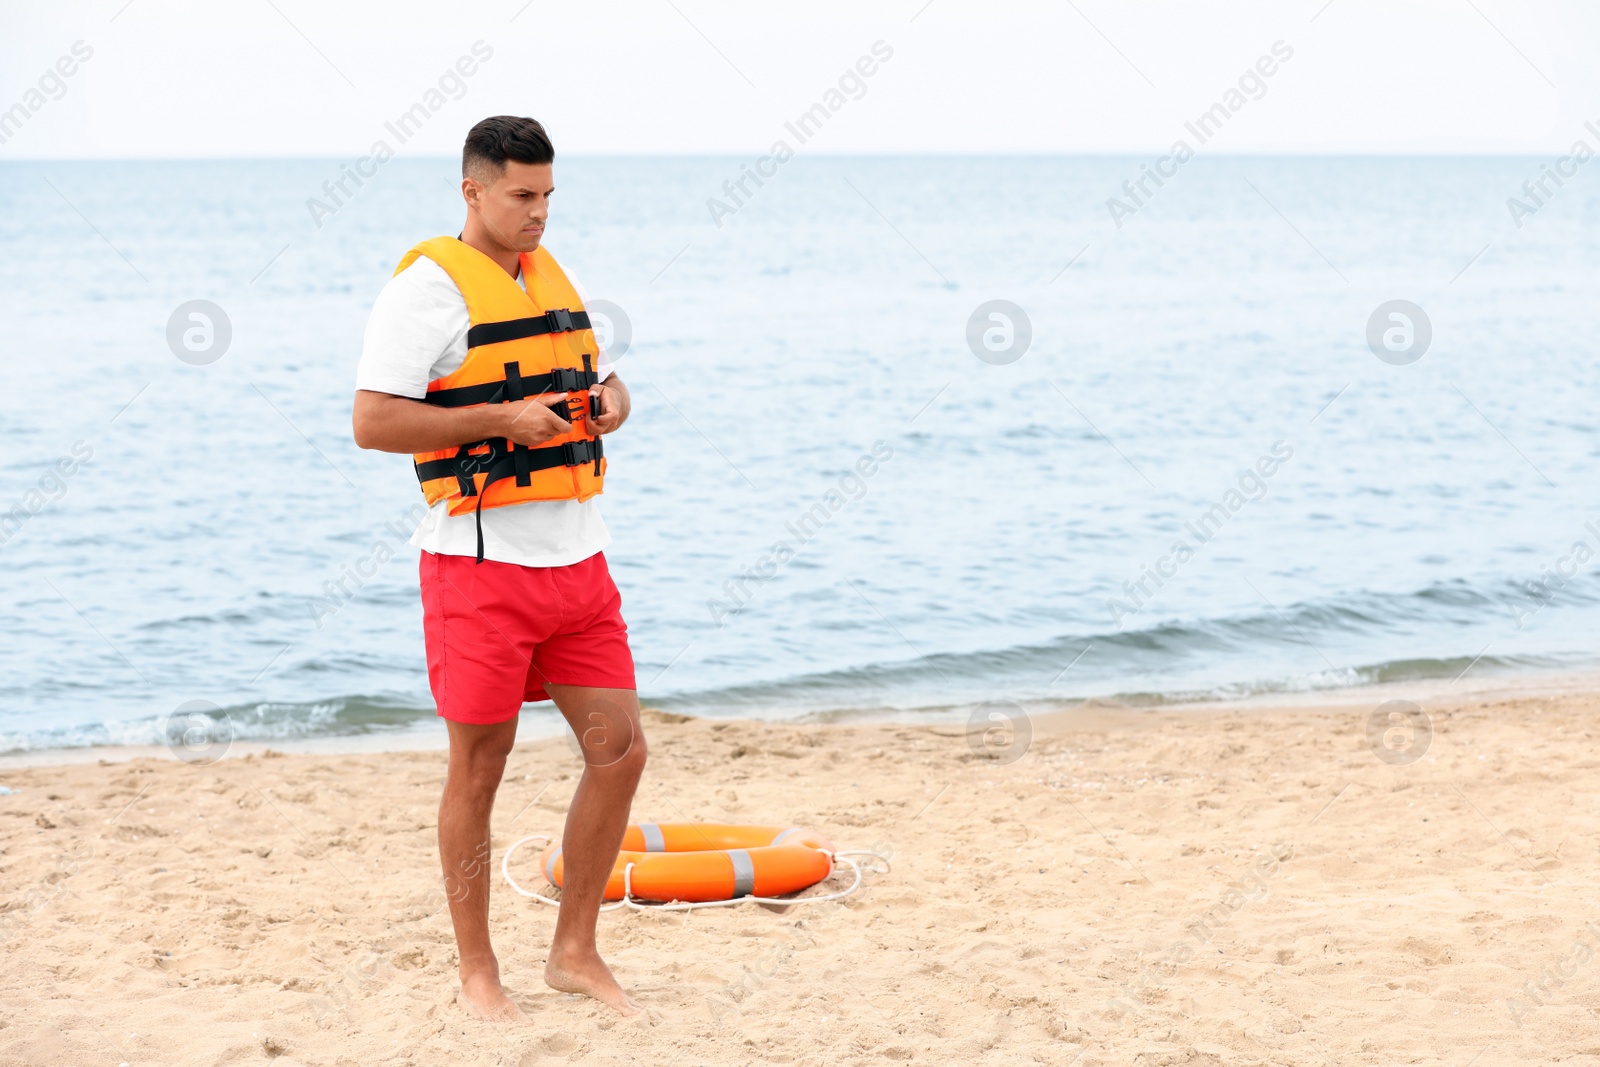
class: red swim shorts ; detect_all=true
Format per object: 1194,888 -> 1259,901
419,549 -> 637,725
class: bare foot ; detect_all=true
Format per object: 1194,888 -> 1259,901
457,968 -> 528,1023
544,942 -> 639,1016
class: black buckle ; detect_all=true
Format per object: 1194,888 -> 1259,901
549,367 -> 582,392
546,308 -> 574,333
557,441 -> 579,466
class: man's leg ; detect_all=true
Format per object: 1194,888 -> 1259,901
542,683 -> 647,1015
440,715 -> 525,1021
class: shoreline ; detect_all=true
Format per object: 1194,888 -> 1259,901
3,662 -> 1594,772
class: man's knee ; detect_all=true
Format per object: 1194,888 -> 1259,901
463,749 -> 510,787
585,729 -> 647,778
619,731 -> 648,777
449,731 -> 516,791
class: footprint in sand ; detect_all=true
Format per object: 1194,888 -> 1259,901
541,1031 -> 581,1055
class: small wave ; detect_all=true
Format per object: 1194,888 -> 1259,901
0,695 -> 434,755
650,578 -> 1598,713
1099,653 -> 1560,708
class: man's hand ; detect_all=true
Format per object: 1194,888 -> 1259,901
352,375 -> 630,456
501,393 -> 577,448
585,376 -> 630,435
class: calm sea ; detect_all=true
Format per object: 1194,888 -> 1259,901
1,154 -> 1596,754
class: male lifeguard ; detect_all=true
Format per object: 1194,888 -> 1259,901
352,115 -> 645,1019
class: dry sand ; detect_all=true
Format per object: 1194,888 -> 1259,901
2,682 -> 1598,1066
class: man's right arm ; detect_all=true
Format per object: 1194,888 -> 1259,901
351,389 -> 574,455
353,264 -> 577,456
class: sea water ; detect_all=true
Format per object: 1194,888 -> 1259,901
0,154 -> 1596,753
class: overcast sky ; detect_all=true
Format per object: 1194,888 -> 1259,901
3,0 -> 1597,159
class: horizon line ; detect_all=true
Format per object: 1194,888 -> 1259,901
0,149 -> 1575,163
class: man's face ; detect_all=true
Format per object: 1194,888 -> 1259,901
466,160 -> 553,253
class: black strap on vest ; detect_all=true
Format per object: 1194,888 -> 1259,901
412,437 -> 603,491
414,437 -> 605,562
420,364 -> 599,409
465,307 -> 591,349
424,307 -> 598,408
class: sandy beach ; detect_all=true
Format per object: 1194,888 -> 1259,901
2,676 -> 1598,1067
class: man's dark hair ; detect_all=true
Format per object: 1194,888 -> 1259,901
463,116 -> 554,180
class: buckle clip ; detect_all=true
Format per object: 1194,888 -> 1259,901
546,307 -> 574,333
549,367 -> 582,393
557,441 -> 580,466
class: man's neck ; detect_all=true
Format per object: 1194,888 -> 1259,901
458,220 -> 521,279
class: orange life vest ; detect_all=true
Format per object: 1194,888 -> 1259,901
398,236 -> 606,560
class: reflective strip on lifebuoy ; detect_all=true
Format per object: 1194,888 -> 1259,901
727,849 -> 756,897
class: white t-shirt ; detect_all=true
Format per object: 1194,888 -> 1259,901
357,251 -> 613,568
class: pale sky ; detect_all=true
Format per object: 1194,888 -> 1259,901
2,0 -> 1597,159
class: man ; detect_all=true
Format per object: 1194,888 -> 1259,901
352,115 -> 646,1021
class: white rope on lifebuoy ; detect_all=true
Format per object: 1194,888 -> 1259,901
500,835 -> 629,911
500,834 -> 890,912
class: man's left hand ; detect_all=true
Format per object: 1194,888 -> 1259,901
586,378 -> 629,435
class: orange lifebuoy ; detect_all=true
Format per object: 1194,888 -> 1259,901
537,823 -> 836,903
